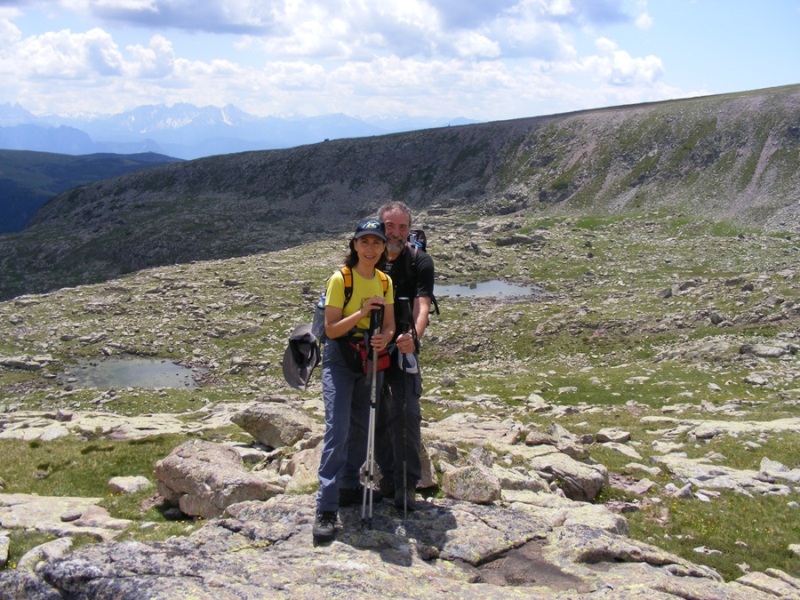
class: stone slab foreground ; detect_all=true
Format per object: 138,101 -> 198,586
1,494 -> 795,599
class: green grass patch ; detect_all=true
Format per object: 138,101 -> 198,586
627,493 -> 800,580
0,435 -> 186,497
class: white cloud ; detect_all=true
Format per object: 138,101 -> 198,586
126,34 -> 174,77
61,0 -> 278,34
0,0 -> 680,121
16,27 -> 124,79
89,0 -> 159,10
260,17 -> 356,59
542,0 -> 578,19
449,31 -> 501,59
252,0 -> 583,62
492,13 -> 576,60
0,16 -> 23,51
582,36 -> 662,85
635,11 -> 652,30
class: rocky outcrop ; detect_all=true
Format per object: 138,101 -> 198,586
0,494 -> 131,543
2,196 -> 800,597
1,494 -> 795,599
0,406 -> 247,442
4,405 -> 800,597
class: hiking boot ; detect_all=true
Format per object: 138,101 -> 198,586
394,486 -> 416,512
312,510 -> 337,542
339,486 -> 362,507
340,485 -> 383,507
378,477 -> 395,499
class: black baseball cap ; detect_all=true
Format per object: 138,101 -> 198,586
353,218 -> 386,241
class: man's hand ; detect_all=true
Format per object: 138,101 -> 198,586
396,331 -> 416,354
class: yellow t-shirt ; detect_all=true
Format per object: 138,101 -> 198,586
325,268 -> 394,331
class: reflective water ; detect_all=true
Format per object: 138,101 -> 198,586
435,279 -> 549,299
60,357 -> 202,390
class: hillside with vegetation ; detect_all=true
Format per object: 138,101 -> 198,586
0,84 -> 798,301
0,150 -> 181,234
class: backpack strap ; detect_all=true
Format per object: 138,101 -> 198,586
341,266 -> 388,309
341,265 -> 354,308
406,244 -> 439,315
376,269 -> 389,295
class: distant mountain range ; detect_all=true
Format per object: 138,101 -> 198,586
0,103 -> 475,160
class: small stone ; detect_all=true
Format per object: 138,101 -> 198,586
60,510 -> 82,522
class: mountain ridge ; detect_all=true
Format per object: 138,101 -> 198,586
1,84 -> 799,301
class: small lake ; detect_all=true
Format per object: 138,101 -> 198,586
436,279 -> 550,299
59,357 -> 203,390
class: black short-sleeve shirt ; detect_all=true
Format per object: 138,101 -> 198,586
383,245 -> 435,332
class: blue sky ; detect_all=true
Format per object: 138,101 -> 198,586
0,0 -> 798,122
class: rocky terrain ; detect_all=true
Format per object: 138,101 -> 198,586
1,206 -> 799,598
1,84 -> 799,301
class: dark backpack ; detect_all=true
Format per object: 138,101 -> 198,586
408,228 -> 427,252
404,229 -> 439,315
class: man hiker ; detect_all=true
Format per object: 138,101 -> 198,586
375,201 -> 435,512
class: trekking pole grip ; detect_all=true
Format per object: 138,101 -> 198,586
369,305 -> 383,334
397,297 -> 412,334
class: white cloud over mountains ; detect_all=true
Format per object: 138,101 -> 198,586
0,0 -> 689,121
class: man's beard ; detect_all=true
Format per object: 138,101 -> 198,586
387,238 -> 405,256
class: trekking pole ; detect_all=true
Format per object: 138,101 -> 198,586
361,306 -> 383,529
397,297 -> 413,519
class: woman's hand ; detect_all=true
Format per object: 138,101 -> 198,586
360,295 -> 385,318
369,332 -> 389,351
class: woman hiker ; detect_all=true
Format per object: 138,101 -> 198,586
313,218 -> 395,542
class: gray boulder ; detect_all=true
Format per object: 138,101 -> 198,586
596,427 -> 632,443
231,402 -> 317,448
529,449 -> 608,502
154,439 -> 283,518
442,464 -> 502,504
108,476 -> 152,495
281,442 -> 322,494
548,422 -> 589,459
17,538 -> 74,573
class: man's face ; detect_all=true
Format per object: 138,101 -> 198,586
382,208 -> 409,255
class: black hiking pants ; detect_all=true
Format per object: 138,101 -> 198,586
375,358 -> 422,490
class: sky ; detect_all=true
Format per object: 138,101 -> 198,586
0,0 -> 798,123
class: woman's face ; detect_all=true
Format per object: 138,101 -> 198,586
354,235 -> 385,267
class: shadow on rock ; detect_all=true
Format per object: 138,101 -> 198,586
336,496 -> 457,567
